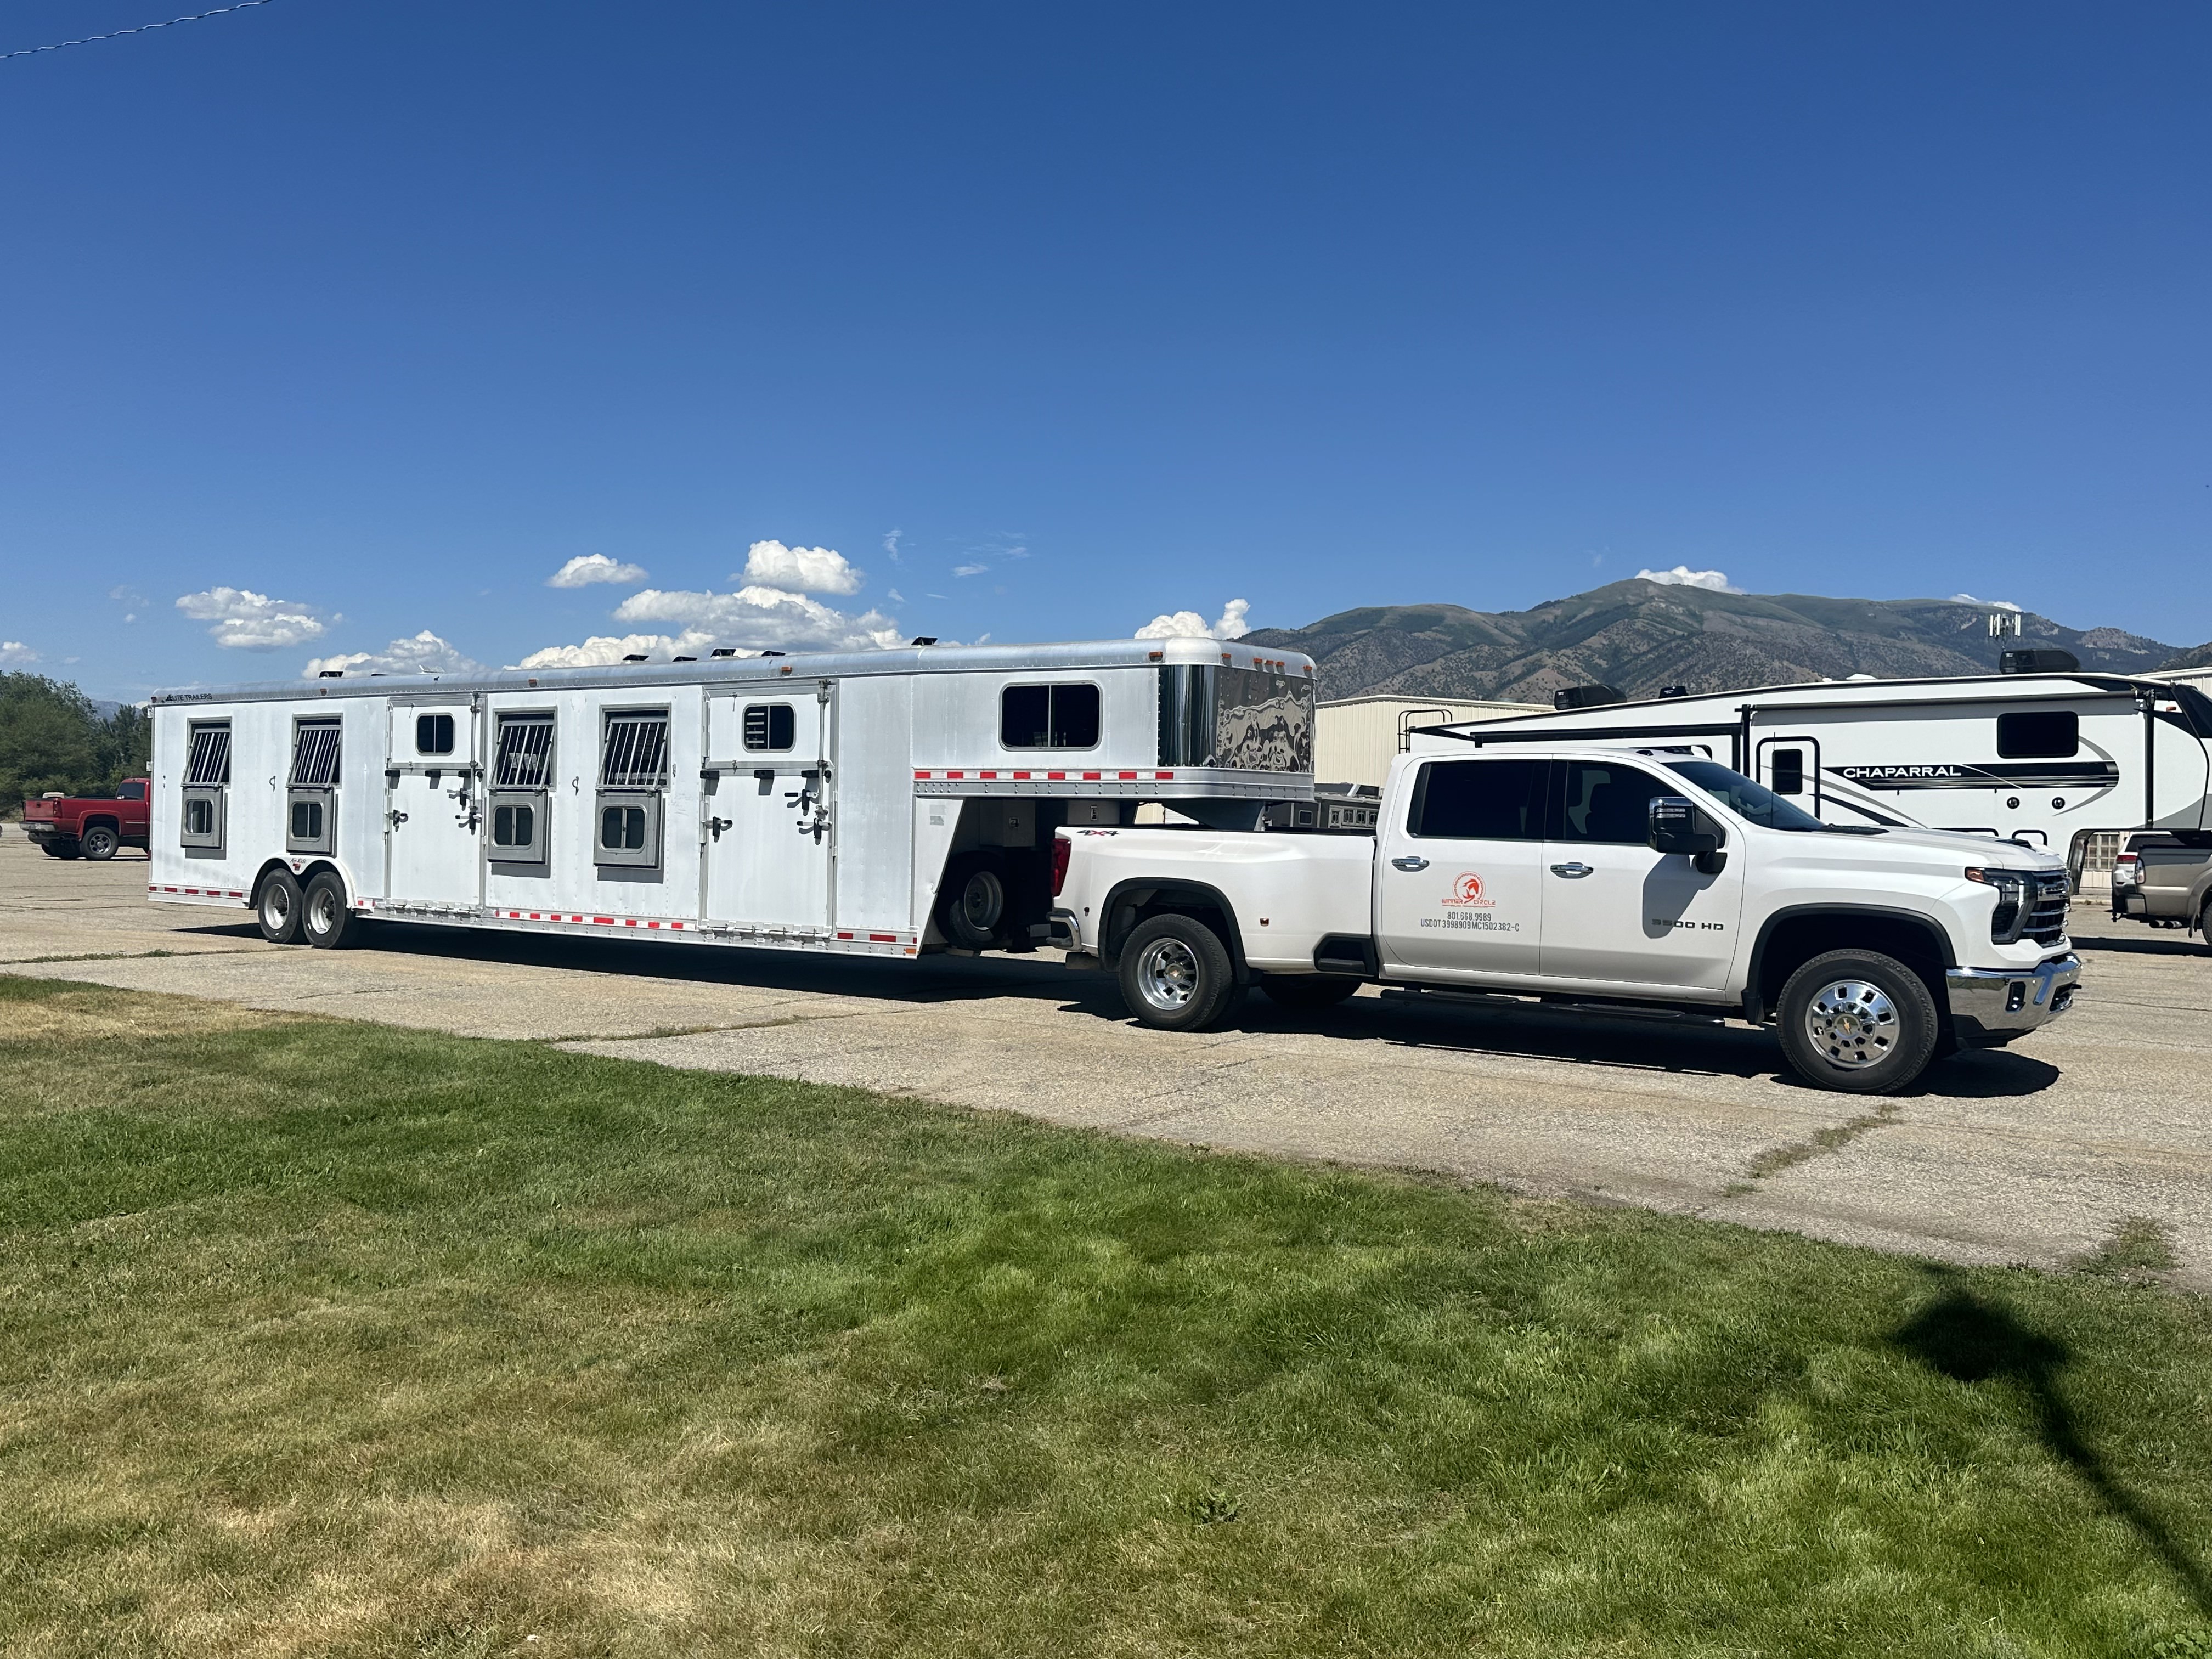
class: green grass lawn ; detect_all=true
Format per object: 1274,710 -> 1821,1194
3,974 -> 2211,1658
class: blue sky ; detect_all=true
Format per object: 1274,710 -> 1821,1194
3,1 -> 2208,698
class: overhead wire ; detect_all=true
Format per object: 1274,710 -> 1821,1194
1,0 -> 284,64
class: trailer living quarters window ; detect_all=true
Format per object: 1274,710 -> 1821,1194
416,713 -> 455,755
597,710 -> 669,868
743,704 -> 795,752
1001,684 -> 1099,749
287,718 -> 340,855
1997,711 -> 2079,758
1156,664 -> 1314,772
490,713 -> 554,865
180,721 -> 231,851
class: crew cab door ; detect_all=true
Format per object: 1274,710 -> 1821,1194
1374,756 -> 1547,978
1537,758 -> 1743,990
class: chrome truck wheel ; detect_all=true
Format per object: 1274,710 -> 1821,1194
1116,913 -> 1238,1033
1775,948 -> 1940,1096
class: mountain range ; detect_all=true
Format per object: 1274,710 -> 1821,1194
1242,580 -> 2195,704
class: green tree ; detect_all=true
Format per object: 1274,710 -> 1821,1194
0,674 -> 149,811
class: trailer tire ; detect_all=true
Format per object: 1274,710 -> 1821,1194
41,839 -> 80,860
937,855 -> 1007,950
1119,914 -> 1239,1032
80,825 -> 120,861
256,870 -> 305,945
1262,974 -> 1361,1011
302,870 -> 358,949
1774,948 -> 1940,1096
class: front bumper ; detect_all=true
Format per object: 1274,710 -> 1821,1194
1945,955 -> 2081,1048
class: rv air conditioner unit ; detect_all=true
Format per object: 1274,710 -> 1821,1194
1554,684 -> 1626,710
2000,648 -> 2079,675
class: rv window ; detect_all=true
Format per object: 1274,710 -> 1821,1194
416,713 -> 455,755
743,704 -> 796,752
1997,710 -> 2078,759
493,714 -> 555,788
600,804 -> 648,851
291,720 -> 342,786
1410,759 -> 1547,840
1001,683 -> 1100,749
1770,749 -> 1805,795
600,712 -> 670,788
185,724 -> 232,786
1553,760 -> 1673,844
117,781 -> 145,802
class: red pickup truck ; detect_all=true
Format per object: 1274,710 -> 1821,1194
20,780 -> 151,861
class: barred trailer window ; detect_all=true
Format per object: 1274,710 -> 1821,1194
600,712 -> 670,788
185,724 -> 232,785
494,714 -> 555,788
291,720 -> 342,786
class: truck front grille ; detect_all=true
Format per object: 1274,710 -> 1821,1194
2024,873 -> 2070,945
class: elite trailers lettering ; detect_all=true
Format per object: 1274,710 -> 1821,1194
1831,761 -> 2119,792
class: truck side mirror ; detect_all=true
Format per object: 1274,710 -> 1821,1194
1649,795 -> 1724,862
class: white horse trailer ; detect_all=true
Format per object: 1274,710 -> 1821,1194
1412,671 -> 2212,884
146,639 -> 1317,958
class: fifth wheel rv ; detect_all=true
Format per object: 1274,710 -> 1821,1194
145,639 -> 1317,957
1412,670 -> 2212,879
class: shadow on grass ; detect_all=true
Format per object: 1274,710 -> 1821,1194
1893,1276 -> 2212,1619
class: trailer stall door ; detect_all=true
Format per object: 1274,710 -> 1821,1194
703,687 -> 833,929
386,699 -> 482,904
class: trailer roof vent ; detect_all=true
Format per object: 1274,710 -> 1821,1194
317,669 -> 343,678
1553,684 -> 1624,710
758,650 -> 786,658
710,647 -> 738,657
672,656 -> 696,662
910,636 -> 938,646
2000,648 -> 2079,675
1658,685 -> 1689,698
622,653 -> 650,663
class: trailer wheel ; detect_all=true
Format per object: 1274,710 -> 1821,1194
1774,949 -> 1939,1096
256,870 -> 304,945
1261,974 -> 1360,1011
41,839 -> 80,860
937,855 -> 1007,949
80,825 -> 120,861
1119,914 -> 1239,1032
302,870 -> 358,949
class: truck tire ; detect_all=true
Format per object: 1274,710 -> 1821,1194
80,825 -> 120,861
41,839 -> 80,860
936,854 -> 1007,950
1262,974 -> 1360,1011
1119,913 -> 1239,1032
1775,948 -> 1940,1096
256,870 -> 305,945
302,870 -> 358,949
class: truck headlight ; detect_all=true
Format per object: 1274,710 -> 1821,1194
1965,867 -> 2028,944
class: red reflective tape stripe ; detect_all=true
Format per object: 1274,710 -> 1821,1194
594,916 -> 613,925
979,770 -> 997,779
914,770 -> 929,780
837,931 -> 854,939
623,919 -> 638,927
1012,770 -> 1030,780
946,770 -> 964,779
1047,771 -> 1065,780
868,933 -> 896,942
1118,771 -> 1137,780
1155,771 -> 1175,780
1082,772 -> 1101,780
670,921 -> 684,929
164,885 -> 178,893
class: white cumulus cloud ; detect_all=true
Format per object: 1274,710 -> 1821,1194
512,630 -> 730,669
952,562 -> 988,578
0,640 -> 40,665
547,554 -> 649,588
516,583 -> 902,668
1950,592 -> 2022,612
1635,567 -> 1741,594
1135,599 -> 1251,641
304,631 -> 487,679
739,540 -> 864,595
176,586 -> 331,650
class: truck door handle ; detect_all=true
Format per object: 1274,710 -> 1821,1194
1390,856 -> 1429,871
1549,862 -> 1594,878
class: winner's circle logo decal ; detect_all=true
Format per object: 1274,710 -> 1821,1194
1444,872 -> 1493,907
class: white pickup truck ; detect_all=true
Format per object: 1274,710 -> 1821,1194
1049,745 -> 2082,1094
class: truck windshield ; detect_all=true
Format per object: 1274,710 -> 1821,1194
1663,760 -> 1829,832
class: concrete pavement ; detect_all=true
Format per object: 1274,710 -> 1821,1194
5,835 -> 2209,1286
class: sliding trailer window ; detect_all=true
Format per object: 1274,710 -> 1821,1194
287,718 -> 341,855
489,712 -> 554,866
180,721 -> 232,851
1001,682 -> 1100,750
596,709 -> 669,868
